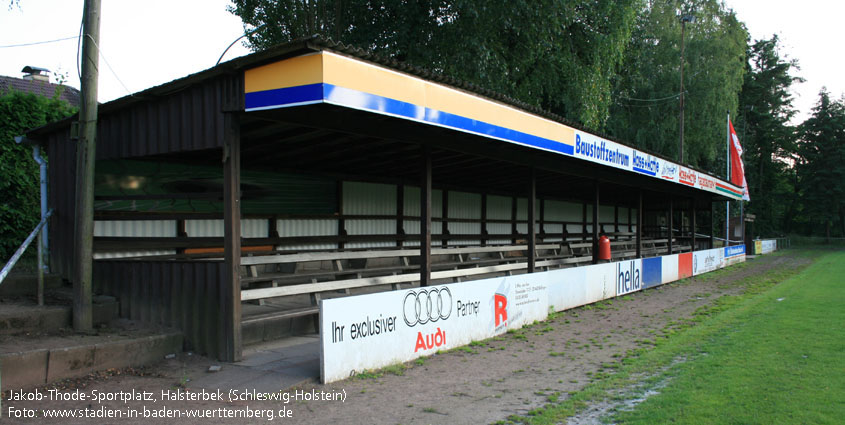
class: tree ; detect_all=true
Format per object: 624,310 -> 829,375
0,89 -> 76,260
734,36 -> 802,236
605,0 -> 747,168
228,0 -> 641,128
796,89 -> 845,240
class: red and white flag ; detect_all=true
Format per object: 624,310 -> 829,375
729,120 -> 750,201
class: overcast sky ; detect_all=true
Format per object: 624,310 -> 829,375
1,0 -> 841,124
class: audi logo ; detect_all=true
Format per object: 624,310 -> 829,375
403,287 -> 452,327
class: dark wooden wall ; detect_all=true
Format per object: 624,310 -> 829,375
44,75 -> 241,280
93,260 -> 227,359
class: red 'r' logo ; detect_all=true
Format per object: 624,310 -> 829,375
494,293 -> 508,327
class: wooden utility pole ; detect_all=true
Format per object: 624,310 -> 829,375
73,0 -> 100,332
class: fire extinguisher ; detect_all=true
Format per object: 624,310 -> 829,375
598,234 -> 611,260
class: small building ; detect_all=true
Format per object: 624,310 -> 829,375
25,37 -> 743,362
1,66 -> 81,106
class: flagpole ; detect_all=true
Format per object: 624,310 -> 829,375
726,111 -> 730,246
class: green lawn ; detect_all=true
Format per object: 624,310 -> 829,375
611,250 -> 845,424
513,249 -> 845,425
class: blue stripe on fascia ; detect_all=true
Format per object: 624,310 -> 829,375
431,110 -> 575,155
633,167 -> 657,176
324,84 -> 425,120
323,84 -> 575,156
642,257 -> 662,288
245,83 -> 325,110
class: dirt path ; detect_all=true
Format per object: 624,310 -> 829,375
2,252 -> 809,424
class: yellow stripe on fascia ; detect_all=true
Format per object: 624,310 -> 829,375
423,83 -> 574,146
323,51 -> 574,146
323,52 -> 426,108
244,53 -> 324,94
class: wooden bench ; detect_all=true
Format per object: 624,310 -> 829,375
237,243 -> 576,327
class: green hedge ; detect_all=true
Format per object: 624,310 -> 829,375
0,89 -> 76,261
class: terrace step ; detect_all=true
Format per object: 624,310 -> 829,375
0,321 -> 182,390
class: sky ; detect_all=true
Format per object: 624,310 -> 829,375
0,0 -> 842,125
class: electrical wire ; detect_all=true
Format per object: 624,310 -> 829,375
616,92 -> 682,102
0,35 -> 79,48
85,34 -> 134,96
216,24 -> 266,66
77,10 -> 84,82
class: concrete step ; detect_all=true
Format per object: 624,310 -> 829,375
241,301 -> 317,346
0,322 -> 182,391
0,273 -> 63,297
0,296 -> 119,335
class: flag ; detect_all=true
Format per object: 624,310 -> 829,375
728,119 -> 750,201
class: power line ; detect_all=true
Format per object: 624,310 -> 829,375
0,35 -> 79,49
84,34 -> 134,97
616,92 -> 682,102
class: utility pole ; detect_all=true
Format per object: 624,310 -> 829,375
73,0 -> 100,332
679,15 -> 695,164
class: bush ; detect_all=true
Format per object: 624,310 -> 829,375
0,89 -> 76,261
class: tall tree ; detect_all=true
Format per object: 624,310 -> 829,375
228,0 -> 641,128
796,89 -> 845,239
734,36 -> 802,236
605,0 -> 747,168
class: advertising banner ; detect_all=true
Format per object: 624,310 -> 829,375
724,245 -> 746,266
320,249 -> 746,383
546,262 -> 617,312
573,130 -> 633,172
614,259 -> 644,296
692,248 -> 724,276
642,257 -> 662,289
678,253 -> 693,279
761,240 -> 776,254
754,240 -> 762,255
661,254 -> 679,284
320,274 -> 549,383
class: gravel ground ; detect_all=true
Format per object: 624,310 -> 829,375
1,252 -> 807,425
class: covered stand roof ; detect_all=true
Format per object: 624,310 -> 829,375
27,37 -> 741,205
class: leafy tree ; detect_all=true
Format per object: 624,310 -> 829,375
605,0 -> 747,168
228,0 -> 641,128
734,36 -> 802,236
796,89 -> 845,240
0,89 -> 76,260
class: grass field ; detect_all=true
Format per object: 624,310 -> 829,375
516,249 -> 845,424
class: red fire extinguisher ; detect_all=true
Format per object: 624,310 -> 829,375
598,235 -> 611,260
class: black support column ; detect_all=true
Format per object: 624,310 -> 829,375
592,181 -> 600,264
222,111 -> 242,362
668,200 -> 674,255
690,199 -> 696,252
396,185 -> 404,247
527,168 -> 536,273
481,193 -> 488,246
709,201 -> 715,249
420,146 -> 432,287
636,189 -> 643,258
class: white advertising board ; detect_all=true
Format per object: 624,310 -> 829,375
661,254 -> 679,284
573,130 -> 634,172
614,259 -> 643,296
320,274 -> 549,383
761,240 -> 776,254
320,249 -> 745,383
692,248 -> 724,276
547,263 -> 617,312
